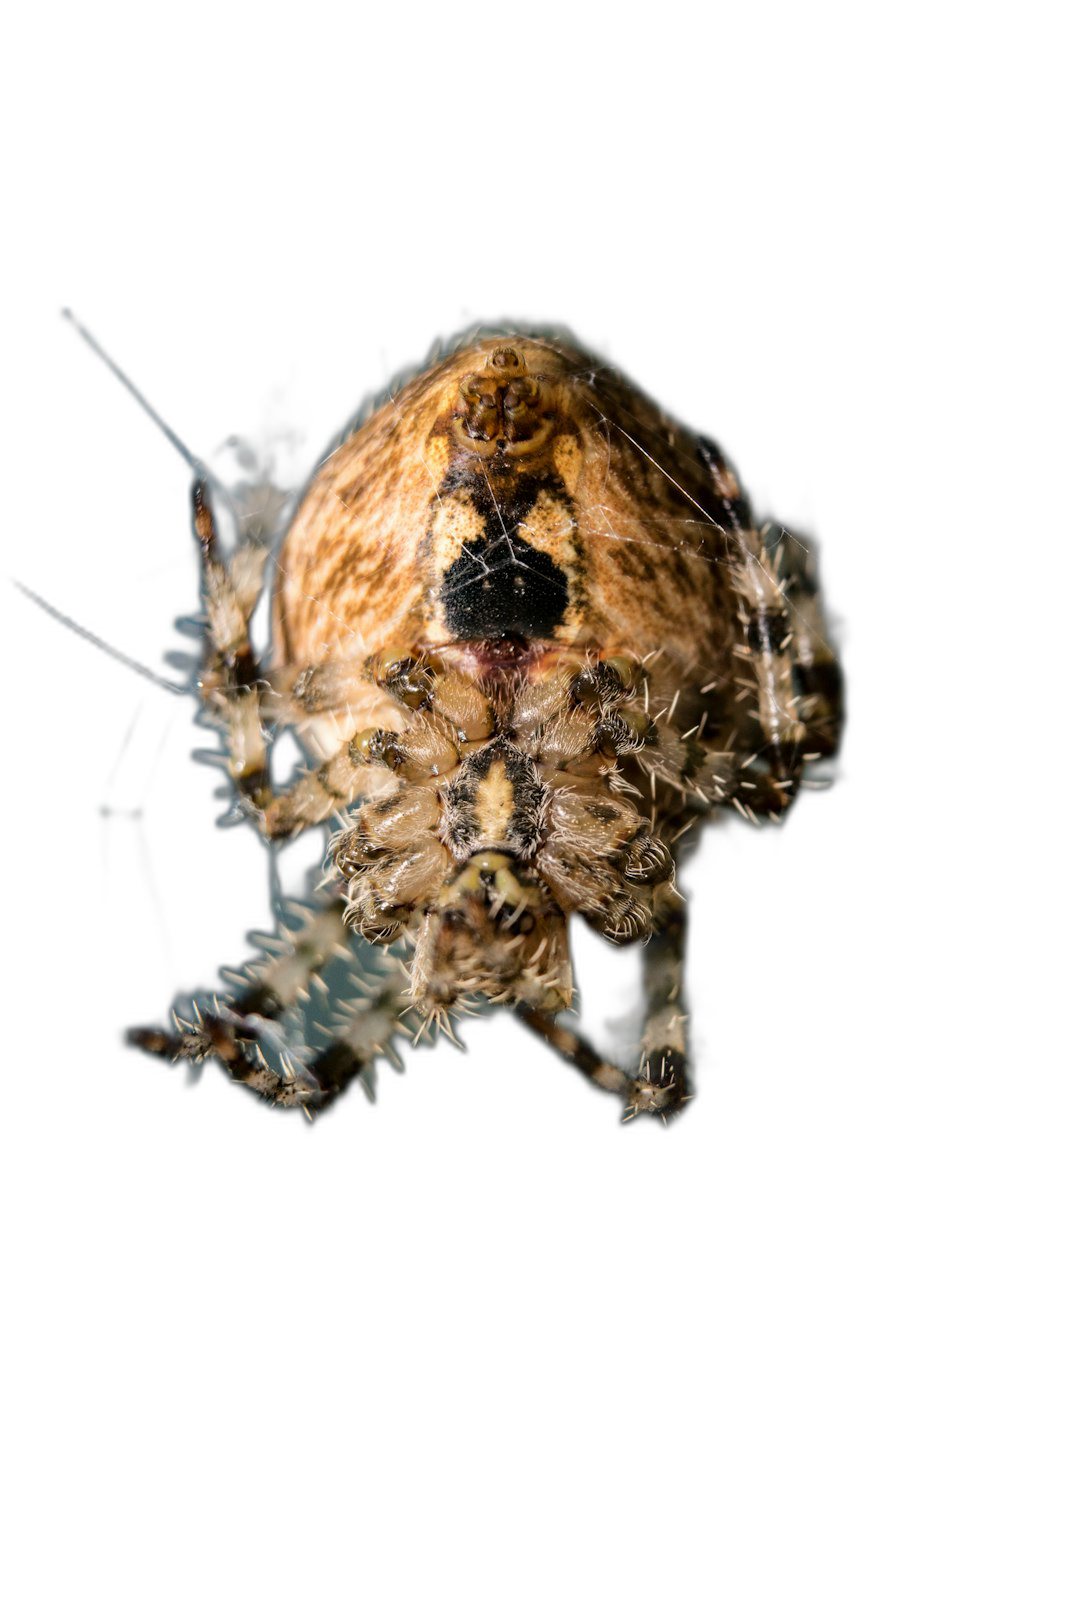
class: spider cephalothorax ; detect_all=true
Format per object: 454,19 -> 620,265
122,330 -> 843,1119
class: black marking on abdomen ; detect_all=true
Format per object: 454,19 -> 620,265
438,470 -> 570,640
442,545 -> 568,639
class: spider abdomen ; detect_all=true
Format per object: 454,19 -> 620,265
272,336 -> 739,684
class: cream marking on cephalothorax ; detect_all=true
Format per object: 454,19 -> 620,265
471,755 -> 517,845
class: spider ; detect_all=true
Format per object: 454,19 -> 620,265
107,325 -> 842,1121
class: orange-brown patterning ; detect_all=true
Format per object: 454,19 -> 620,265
130,327 -> 843,1120
276,336 -> 736,681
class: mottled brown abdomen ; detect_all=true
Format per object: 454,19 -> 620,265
273,334 -> 741,677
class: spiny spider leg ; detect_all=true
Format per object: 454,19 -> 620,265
128,899 -> 411,1112
194,472 -> 407,838
192,478 -> 275,811
630,889 -> 692,1119
696,437 -> 841,816
212,635 -> 494,844
277,653 -> 497,843
513,889 -> 692,1122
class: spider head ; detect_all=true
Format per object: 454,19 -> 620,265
410,851 -> 572,1016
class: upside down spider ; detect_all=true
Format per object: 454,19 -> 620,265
99,325 -> 842,1121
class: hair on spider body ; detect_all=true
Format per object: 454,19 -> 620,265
62,318 -> 842,1121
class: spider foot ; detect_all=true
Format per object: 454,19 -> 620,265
624,1048 -> 693,1123
127,1014 -> 321,1109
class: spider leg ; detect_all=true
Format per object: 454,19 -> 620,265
195,476 -> 498,835
249,650 -> 494,842
627,887 -> 692,1120
518,997 -> 647,1114
259,708 -> 466,841
512,887 -> 691,1123
697,441 -> 843,817
193,483 -> 428,840
192,478 -> 276,809
128,898 -> 411,1111
762,521 -> 844,761
191,480 -> 393,840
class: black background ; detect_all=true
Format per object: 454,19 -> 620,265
19,167 -> 893,1237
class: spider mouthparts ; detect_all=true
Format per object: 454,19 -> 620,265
437,636 -> 550,684
409,853 -> 573,1017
